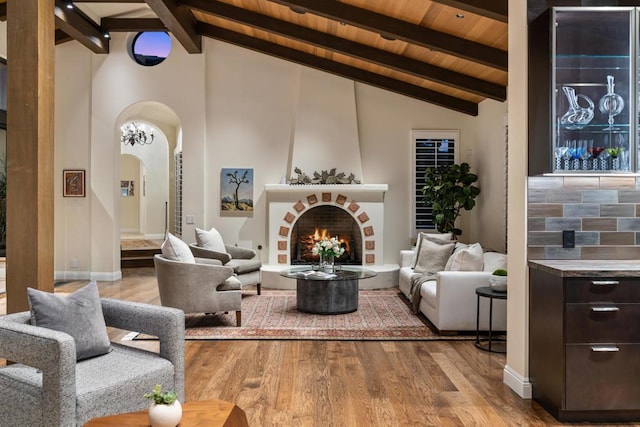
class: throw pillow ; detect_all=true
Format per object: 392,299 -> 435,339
412,232 -> 453,267
162,232 -> 196,263
413,235 -> 455,274
27,281 -> 111,361
445,242 -> 484,271
195,227 -> 227,254
483,251 -> 508,273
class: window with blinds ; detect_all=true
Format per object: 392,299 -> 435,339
412,130 -> 458,237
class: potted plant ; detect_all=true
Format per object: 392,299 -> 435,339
144,384 -> 182,427
489,269 -> 508,292
421,162 -> 480,238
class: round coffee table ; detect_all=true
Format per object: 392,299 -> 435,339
85,399 -> 249,426
280,266 -> 377,314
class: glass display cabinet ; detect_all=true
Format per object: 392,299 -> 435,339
553,8 -> 633,173
529,7 -> 637,174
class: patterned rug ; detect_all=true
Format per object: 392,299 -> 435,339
137,290 -> 476,341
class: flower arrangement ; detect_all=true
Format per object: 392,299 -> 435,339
312,236 -> 345,259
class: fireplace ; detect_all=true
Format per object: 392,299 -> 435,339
262,183 -> 397,290
290,205 -> 362,265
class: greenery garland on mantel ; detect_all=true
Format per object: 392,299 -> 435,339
289,167 -> 361,185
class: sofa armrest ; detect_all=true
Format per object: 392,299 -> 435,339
100,298 -> 186,401
0,318 -> 77,425
435,271 -> 491,316
225,244 -> 257,260
400,250 -> 415,268
189,244 -> 232,264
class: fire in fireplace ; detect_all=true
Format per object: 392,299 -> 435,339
290,206 -> 362,265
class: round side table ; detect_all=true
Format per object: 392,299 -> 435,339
475,286 -> 507,353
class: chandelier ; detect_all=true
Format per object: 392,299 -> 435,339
121,122 -> 154,147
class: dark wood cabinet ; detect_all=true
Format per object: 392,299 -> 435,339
529,264 -> 640,422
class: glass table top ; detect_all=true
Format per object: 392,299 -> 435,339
279,266 -> 377,281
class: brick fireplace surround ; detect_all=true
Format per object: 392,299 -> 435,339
260,184 -> 399,289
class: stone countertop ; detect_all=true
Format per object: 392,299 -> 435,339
528,260 -> 640,278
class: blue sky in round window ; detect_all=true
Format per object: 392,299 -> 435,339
132,32 -> 171,66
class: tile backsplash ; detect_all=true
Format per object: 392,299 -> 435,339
528,176 -> 640,260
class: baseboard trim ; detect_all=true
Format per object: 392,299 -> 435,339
503,365 -> 532,399
54,271 -> 122,282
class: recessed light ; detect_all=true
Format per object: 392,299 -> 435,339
456,13 -> 464,19
103,32 -> 111,39
290,6 -> 307,14
380,34 -> 396,41
339,22 -> 347,26
65,0 -> 74,9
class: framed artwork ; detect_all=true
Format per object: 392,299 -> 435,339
221,168 -> 254,216
120,180 -> 135,197
63,169 -> 85,197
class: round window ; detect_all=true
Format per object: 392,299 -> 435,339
131,32 -> 171,67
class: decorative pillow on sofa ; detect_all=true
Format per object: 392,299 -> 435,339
412,232 -> 453,267
162,232 -> 195,263
195,227 -> 227,254
483,251 -> 508,273
445,242 -> 484,271
27,281 -> 111,361
414,235 -> 455,274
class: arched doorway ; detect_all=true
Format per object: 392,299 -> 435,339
116,102 -> 181,263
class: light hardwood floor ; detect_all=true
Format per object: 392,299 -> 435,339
1,268 -> 638,426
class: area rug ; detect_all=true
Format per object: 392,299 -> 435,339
136,290 -> 476,341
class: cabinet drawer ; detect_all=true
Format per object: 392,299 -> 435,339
566,344 -> 640,411
566,303 -> 640,343
565,278 -> 640,303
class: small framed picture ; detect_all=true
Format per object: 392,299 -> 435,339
63,169 -> 85,197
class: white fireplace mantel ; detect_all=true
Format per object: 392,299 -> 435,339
265,184 -> 388,193
261,183 -> 398,289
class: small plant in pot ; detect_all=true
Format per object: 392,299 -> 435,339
490,269 -> 507,292
144,384 -> 182,427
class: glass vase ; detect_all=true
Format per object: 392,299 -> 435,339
320,253 -> 335,272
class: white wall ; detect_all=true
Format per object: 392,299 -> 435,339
51,34 -> 507,278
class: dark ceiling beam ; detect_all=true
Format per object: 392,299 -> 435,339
197,22 -> 478,116
181,0 -> 505,100
54,0 -> 109,54
0,4 -> 6,21
102,17 -> 167,32
267,0 -> 506,71
144,0 -> 201,53
430,0 -> 508,23
55,29 -> 73,45
75,0 -> 145,2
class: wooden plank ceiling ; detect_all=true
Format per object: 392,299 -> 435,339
0,0 -> 508,116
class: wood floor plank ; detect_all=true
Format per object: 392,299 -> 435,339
2,268 -> 639,426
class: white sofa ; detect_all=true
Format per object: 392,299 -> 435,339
399,249 -> 507,333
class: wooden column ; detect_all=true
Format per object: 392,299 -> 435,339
6,0 -> 55,313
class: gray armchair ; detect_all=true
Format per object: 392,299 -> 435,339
0,298 -> 184,427
189,243 -> 262,295
154,254 -> 243,326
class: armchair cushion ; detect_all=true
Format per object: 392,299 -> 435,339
195,227 -> 227,253
227,258 -> 262,275
161,233 -> 195,263
27,281 -> 111,361
218,276 -> 243,291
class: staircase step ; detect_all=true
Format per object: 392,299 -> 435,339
121,247 -> 161,269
